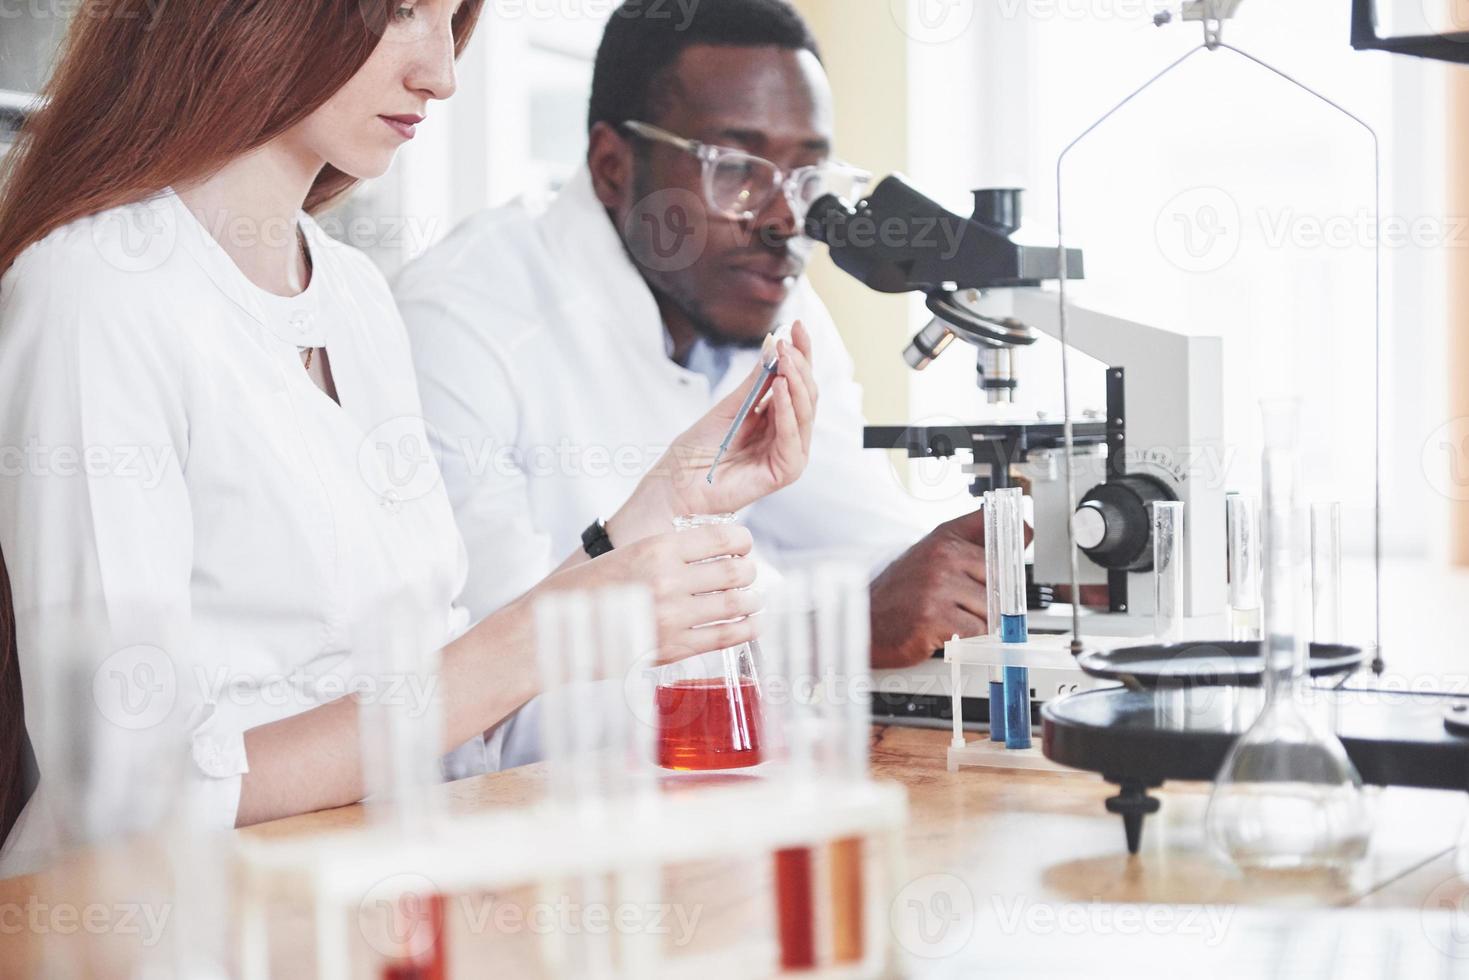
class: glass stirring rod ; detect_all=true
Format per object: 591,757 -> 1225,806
705,331 -> 781,485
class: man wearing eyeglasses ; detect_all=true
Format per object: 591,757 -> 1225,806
398,0 -> 991,768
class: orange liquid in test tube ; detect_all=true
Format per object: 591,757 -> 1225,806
774,846 -> 816,970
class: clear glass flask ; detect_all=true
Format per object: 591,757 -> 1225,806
1204,400 -> 1372,873
653,514 -> 763,771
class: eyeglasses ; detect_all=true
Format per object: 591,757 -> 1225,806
621,120 -> 872,226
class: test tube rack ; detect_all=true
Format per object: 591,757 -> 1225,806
235,775 -> 909,980
944,632 -> 1127,773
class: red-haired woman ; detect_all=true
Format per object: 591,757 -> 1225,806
0,0 -> 817,875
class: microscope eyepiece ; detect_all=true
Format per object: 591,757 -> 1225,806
971,188 -> 1023,236
802,193 -> 851,244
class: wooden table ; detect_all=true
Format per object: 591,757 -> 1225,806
3,724 -> 1467,977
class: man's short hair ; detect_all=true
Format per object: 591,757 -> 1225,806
588,0 -> 822,133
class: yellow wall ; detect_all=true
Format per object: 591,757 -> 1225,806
791,0 -> 912,428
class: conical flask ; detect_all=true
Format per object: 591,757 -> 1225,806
652,514 -> 764,771
1204,399 -> 1372,872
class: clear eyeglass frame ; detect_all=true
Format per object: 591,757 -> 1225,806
621,119 -> 872,225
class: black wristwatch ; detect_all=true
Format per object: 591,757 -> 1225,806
581,518 -> 615,558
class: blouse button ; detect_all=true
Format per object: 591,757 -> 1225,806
380,489 -> 402,514
290,311 -> 313,334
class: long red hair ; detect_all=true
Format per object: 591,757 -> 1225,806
0,0 -> 483,846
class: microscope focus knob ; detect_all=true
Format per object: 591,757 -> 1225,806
1071,475 -> 1175,572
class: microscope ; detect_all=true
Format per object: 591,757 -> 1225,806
805,178 -> 1228,722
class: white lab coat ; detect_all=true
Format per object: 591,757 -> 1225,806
0,189 -> 469,876
396,167 -> 924,772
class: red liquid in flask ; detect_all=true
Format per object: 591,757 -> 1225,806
655,677 -> 762,770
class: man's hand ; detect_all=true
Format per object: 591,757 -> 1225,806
869,508 -> 991,670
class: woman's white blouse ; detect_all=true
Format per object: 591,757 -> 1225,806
0,190 -> 470,875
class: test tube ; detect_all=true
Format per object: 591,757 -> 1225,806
1311,502 -> 1342,645
534,587 -> 661,977
767,566 -> 872,971
1152,501 -> 1185,644
1226,494 -> 1262,642
769,574 -> 817,971
983,492 -> 1006,743
993,487 -> 1031,750
358,614 -> 450,980
534,586 -> 658,808
812,565 -> 871,966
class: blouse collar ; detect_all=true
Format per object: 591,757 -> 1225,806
159,187 -> 333,348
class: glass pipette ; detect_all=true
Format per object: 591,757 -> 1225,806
706,331 -> 781,485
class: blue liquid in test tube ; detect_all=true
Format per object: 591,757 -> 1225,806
996,489 -> 1031,750
1000,614 -> 1028,644
984,494 -> 1006,743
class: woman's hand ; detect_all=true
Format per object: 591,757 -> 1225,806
608,321 -> 818,544
536,522 -> 761,661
